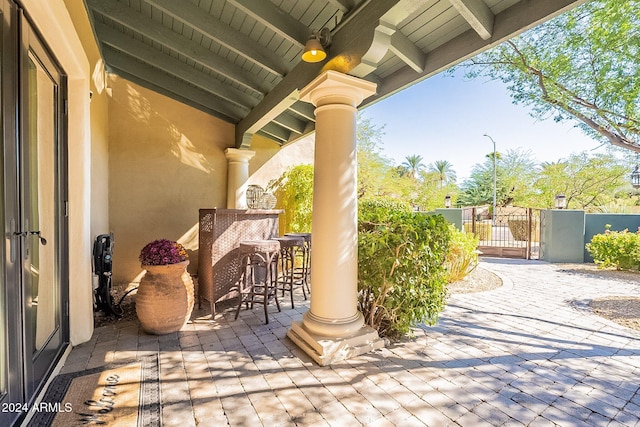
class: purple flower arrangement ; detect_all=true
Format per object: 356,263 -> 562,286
139,239 -> 188,265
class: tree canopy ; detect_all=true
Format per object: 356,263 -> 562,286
429,160 -> 457,188
460,0 -> 640,153
458,149 -> 538,207
533,153 -> 629,210
401,154 -> 427,180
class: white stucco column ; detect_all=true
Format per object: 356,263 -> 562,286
287,71 -> 384,365
225,148 -> 255,209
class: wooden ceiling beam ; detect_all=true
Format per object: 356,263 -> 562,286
371,0 -> 588,106
259,123 -> 290,143
326,0 -> 355,14
145,0 -> 290,77
227,0 -> 308,48
95,23 -> 258,110
87,0 -> 271,95
350,0 -> 433,77
273,112 -> 307,135
288,102 -> 316,122
103,49 -> 245,121
235,0 -> 401,148
448,0 -> 494,40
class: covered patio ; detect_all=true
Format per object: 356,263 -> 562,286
49,259 -> 640,426
2,1 -> 594,425
79,0 -> 590,365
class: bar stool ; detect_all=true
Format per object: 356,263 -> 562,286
285,232 -> 311,293
273,236 -> 307,308
234,239 -> 281,324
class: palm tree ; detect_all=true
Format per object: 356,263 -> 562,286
429,160 -> 457,188
401,154 -> 426,180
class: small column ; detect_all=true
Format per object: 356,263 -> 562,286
542,209 -> 586,263
225,148 -> 255,209
287,71 -> 384,365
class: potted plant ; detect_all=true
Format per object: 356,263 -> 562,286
136,239 -> 194,334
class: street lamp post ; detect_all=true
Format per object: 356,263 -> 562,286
483,134 -> 497,226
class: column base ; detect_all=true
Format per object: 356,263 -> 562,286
287,320 -> 386,366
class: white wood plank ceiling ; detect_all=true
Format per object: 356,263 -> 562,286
84,0 -> 588,148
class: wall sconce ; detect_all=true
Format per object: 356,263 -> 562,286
554,194 -> 566,209
444,195 -> 452,208
301,28 -> 331,63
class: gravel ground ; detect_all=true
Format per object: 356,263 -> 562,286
447,265 -> 502,294
555,263 -> 640,332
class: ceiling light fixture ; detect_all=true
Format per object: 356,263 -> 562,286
301,28 -> 331,63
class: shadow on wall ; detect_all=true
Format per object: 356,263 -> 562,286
108,76 -> 232,284
247,134 -> 315,188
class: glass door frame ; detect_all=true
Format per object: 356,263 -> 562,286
0,1 -> 24,425
0,0 -> 25,425
20,10 -> 69,399
0,1 -> 69,425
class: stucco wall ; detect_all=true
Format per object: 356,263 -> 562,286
63,0 -> 110,242
542,209 -> 586,263
248,134 -> 315,188
108,76 -> 233,283
109,78 -> 316,284
584,213 -> 640,262
24,0 -> 95,344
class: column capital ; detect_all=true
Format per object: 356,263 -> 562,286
225,147 -> 255,163
300,70 -> 377,108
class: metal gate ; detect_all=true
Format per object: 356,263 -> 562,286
462,206 -> 542,259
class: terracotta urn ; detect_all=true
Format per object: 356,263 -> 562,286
136,260 -> 194,334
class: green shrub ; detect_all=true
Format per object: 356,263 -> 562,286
268,165 -> 314,233
358,199 -> 450,340
586,225 -> 640,271
445,225 -> 480,283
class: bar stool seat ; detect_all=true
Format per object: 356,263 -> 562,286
234,239 -> 281,324
285,232 -> 311,293
273,236 -> 307,308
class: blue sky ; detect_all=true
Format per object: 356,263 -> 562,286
360,70 -> 607,182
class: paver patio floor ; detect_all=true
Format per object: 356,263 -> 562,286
59,258 -> 640,426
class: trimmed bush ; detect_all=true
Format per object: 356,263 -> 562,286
586,225 -> 640,271
358,198 -> 450,340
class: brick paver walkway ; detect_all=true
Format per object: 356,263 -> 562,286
58,259 -> 640,426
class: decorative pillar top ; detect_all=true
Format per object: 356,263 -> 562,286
225,147 -> 256,163
300,70 -> 377,108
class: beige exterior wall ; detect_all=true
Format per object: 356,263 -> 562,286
23,0 -> 315,340
108,77 -> 315,284
63,0 -> 110,241
248,134 -> 315,188
108,76 -> 233,283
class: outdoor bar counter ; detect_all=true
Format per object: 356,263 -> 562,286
198,208 -> 282,316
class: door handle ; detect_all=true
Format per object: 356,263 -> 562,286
13,230 -> 47,245
29,231 -> 47,245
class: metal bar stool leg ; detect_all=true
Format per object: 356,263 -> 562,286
234,240 -> 281,324
274,236 -> 305,309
